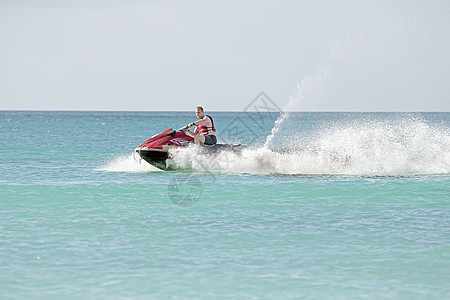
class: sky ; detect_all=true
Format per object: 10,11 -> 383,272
1,0 -> 449,111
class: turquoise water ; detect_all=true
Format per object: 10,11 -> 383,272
1,111 -> 449,299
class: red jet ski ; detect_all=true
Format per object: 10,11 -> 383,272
134,128 -> 243,170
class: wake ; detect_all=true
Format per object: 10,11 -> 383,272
96,154 -> 162,172
170,117 -> 450,176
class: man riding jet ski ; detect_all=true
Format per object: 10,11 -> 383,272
184,106 -> 217,145
134,106 -> 243,170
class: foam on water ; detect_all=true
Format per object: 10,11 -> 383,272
97,153 -> 162,172
170,117 -> 450,176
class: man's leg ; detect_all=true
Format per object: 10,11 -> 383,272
194,135 -> 205,144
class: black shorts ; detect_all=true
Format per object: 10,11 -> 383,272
204,135 -> 217,145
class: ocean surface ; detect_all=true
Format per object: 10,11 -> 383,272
1,111 -> 449,299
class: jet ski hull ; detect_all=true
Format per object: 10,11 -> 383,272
135,144 -> 244,171
135,148 -> 170,170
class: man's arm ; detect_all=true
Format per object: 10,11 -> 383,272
186,116 -> 208,137
186,128 -> 195,137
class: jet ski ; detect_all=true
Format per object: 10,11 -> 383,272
134,127 -> 244,170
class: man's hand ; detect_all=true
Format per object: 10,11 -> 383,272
179,125 -> 189,132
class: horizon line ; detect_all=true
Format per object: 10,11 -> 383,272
1,109 -> 449,113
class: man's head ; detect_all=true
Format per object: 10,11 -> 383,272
195,106 -> 204,119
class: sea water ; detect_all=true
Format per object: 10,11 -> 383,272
1,111 -> 449,299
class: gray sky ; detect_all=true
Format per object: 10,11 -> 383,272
1,0 -> 449,111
